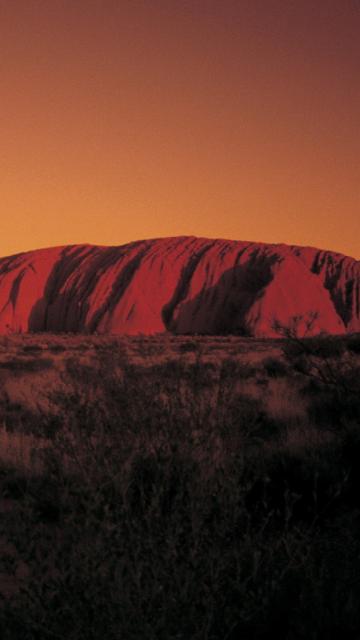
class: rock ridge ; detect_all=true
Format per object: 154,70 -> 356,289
0,237 -> 359,336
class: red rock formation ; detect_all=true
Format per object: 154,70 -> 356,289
0,237 -> 358,336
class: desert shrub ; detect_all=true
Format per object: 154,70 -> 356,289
283,335 -> 345,360
0,400 -> 40,433
282,340 -> 306,359
48,344 -> 67,353
304,336 -> 345,359
283,333 -> 360,432
237,362 -> 258,378
263,356 -> 288,378
219,357 -> 257,379
307,387 -> 360,431
178,340 -> 199,353
0,357 -> 53,373
300,377 -> 324,395
346,334 -> 360,354
22,344 -> 43,354
0,467 -> 29,500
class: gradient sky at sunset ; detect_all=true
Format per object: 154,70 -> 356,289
1,0 -> 359,258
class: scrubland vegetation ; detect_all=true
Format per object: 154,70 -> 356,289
0,333 -> 360,638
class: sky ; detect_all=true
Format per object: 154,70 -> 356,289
0,0 -> 359,258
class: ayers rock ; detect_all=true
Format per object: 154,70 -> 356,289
0,236 -> 359,337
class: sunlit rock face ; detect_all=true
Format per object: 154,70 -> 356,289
0,236 -> 359,336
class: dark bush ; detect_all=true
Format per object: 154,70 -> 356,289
178,340 -> 199,353
48,344 -> 67,353
284,336 -> 345,360
263,356 -> 288,377
304,336 -> 345,358
308,390 -> 360,431
0,357 -> 53,373
22,344 -> 43,353
347,334 -> 360,354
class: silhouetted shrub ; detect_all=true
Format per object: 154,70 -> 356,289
263,356 -> 288,377
347,334 -> 360,354
308,390 -> 360,431
178,340 -> 199,353
304,336 -> 345,358
0,357 -> 53,373
22,344 -> 43,354
48,344 -> 67,353
283,335 -> 345,360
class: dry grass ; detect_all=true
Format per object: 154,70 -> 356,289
0,425 -> 47,475
0,333 -> 359,638
264,378 -> 307,424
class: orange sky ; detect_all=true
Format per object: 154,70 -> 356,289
1,0 -> 359,259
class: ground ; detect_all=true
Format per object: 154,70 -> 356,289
0,333 -> 359,639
